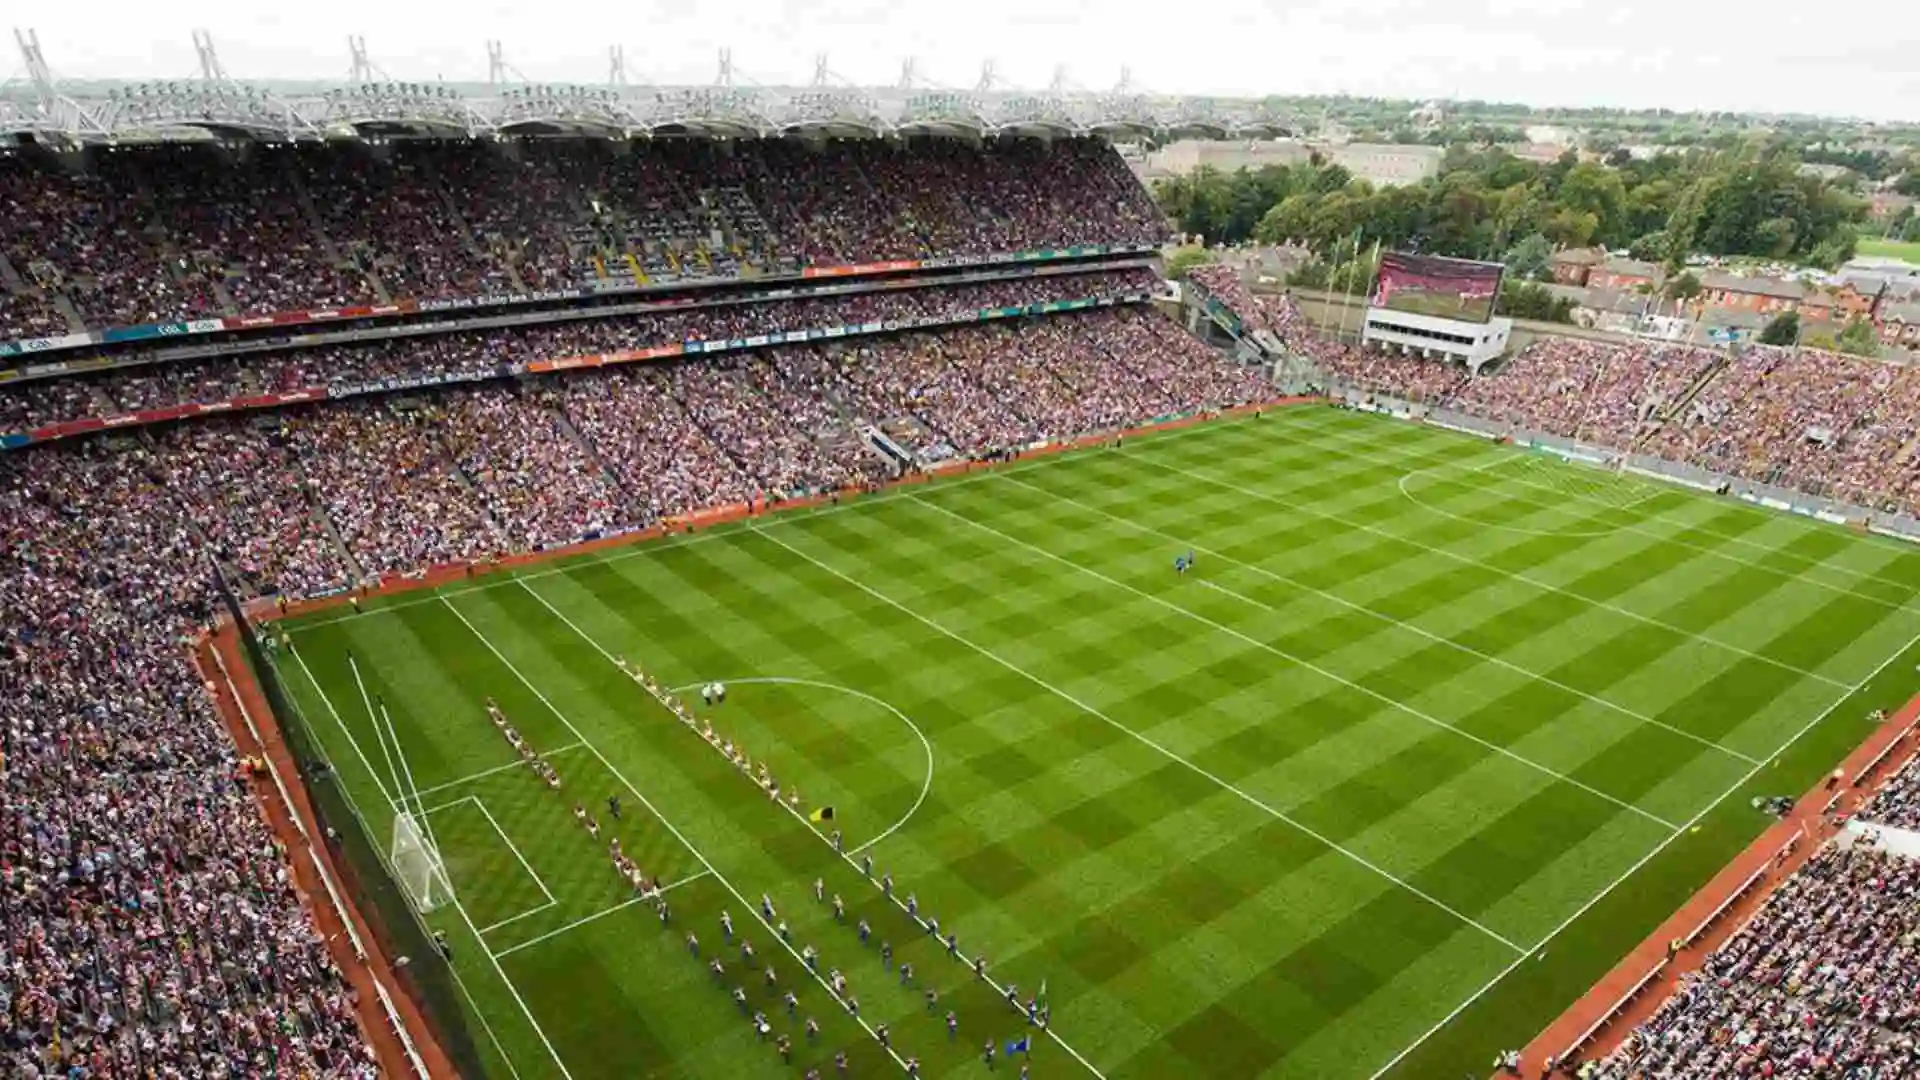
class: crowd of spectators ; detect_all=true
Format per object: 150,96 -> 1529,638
4,296 -> 1264,597
1445,338 -> 1723,448
0,269 -> 1157,433
0,135 -> 1230,1078
0,138 -> 1164,339
0,437 -> 376,1078
442,389 -> 636,551
1856,752 -> 1920,831
1194,261 -> 1920,519
1591,836 -> 1920,1079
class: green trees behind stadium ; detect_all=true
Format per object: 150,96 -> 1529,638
1156,142 -> 1868,271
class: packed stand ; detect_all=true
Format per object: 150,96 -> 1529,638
1188,264 -> 1318,349
1648,346 -> 1892,489
0,138 -> 1163,338
1590,837 -> 1920,1079
150,418 -> 355,597
1317,345 -> 1466,403
0,439 -> 375,1078
0,288 -> 70,339
555,365 -> 757,520
0,154 -> 207,331
290,401 -> 505,577
1856,751 -> 1920,831
0,269 -> 1155,434
137,147 -> 376,317
295,143 -> 512,303
441,388 -> 638,549
0,373 -> 106,432
1099,309 -> 1271,415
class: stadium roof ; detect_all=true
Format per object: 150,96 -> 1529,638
0,33 -> 1304,144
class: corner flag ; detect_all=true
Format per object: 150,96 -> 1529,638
809,806 -> 835,823
1005,1035 -> 1031,1055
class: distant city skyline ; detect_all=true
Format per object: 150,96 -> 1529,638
6,0 -> 1917,122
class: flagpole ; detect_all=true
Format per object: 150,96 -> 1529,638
1337,235 -> 1378,348
1320,232 -> 1348,328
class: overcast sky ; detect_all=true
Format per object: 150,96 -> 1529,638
9,0 -> 1917,121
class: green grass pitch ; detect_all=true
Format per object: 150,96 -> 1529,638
272,406 -> 1920,1080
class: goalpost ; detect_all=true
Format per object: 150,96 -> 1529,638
351,653 -> 456,915
392,809 -> 455,913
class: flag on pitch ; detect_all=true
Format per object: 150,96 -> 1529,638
809,806 -> 835,823
1005,1035 -> 1031,1055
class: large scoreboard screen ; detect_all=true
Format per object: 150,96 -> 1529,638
1372,253 -> 1504,324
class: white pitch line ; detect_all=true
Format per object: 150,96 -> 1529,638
517,581 -> 1114,1079
435,595 -> 916,1074
1127,451 -> 1857,691
405,741 -> 587,805
278,652 -> 572,1079
1263,416 -> 1920,610
907,492 -> 1678,832
281,411 -> 1278,635
478,902 -> 559,936
492,872 -> 712,958
996,471 -> 1762,767
471,795 -> 557,908
746,521 -> 1526,955
1472,456 -> 1664,515
1364,625 -> 1920,1080
663,676 -> 936,858
287,648 -> 399,808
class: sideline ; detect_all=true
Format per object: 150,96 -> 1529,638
1494,685 -> 1920,1078
198,628 -> 459,1079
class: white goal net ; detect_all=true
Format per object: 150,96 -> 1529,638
392,811 -> 453,913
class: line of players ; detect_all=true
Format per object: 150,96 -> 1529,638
610,660 -> 1051,1073
618,661 -> 809,812
486,695 -> 675,910
685,884 -> 1045,1076
485,697 -> 562,789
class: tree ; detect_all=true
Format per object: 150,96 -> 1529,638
1837,316 -> 1881,357
1163,246 -> 1218,279
1759,310 -> 1801,345
1495,280 -> 1576,323
1503,233 -> 1555,281
1806,229 -> 1857,271
1254,193 -> 1321,246
1555,163 -> 1630,245
1628,231 -> 1671,263
1896,172 -> 1920,197
1666,271 -> 1703,306
1542,207 -> 1601,248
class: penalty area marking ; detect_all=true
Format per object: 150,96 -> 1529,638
414,795 -> 560,934
491,870 -> 712,958
667,676 -> 935,857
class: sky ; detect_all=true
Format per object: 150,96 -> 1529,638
8,0 -> 1918,121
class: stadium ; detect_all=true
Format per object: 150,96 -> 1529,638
6,24 -> 1920,1080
